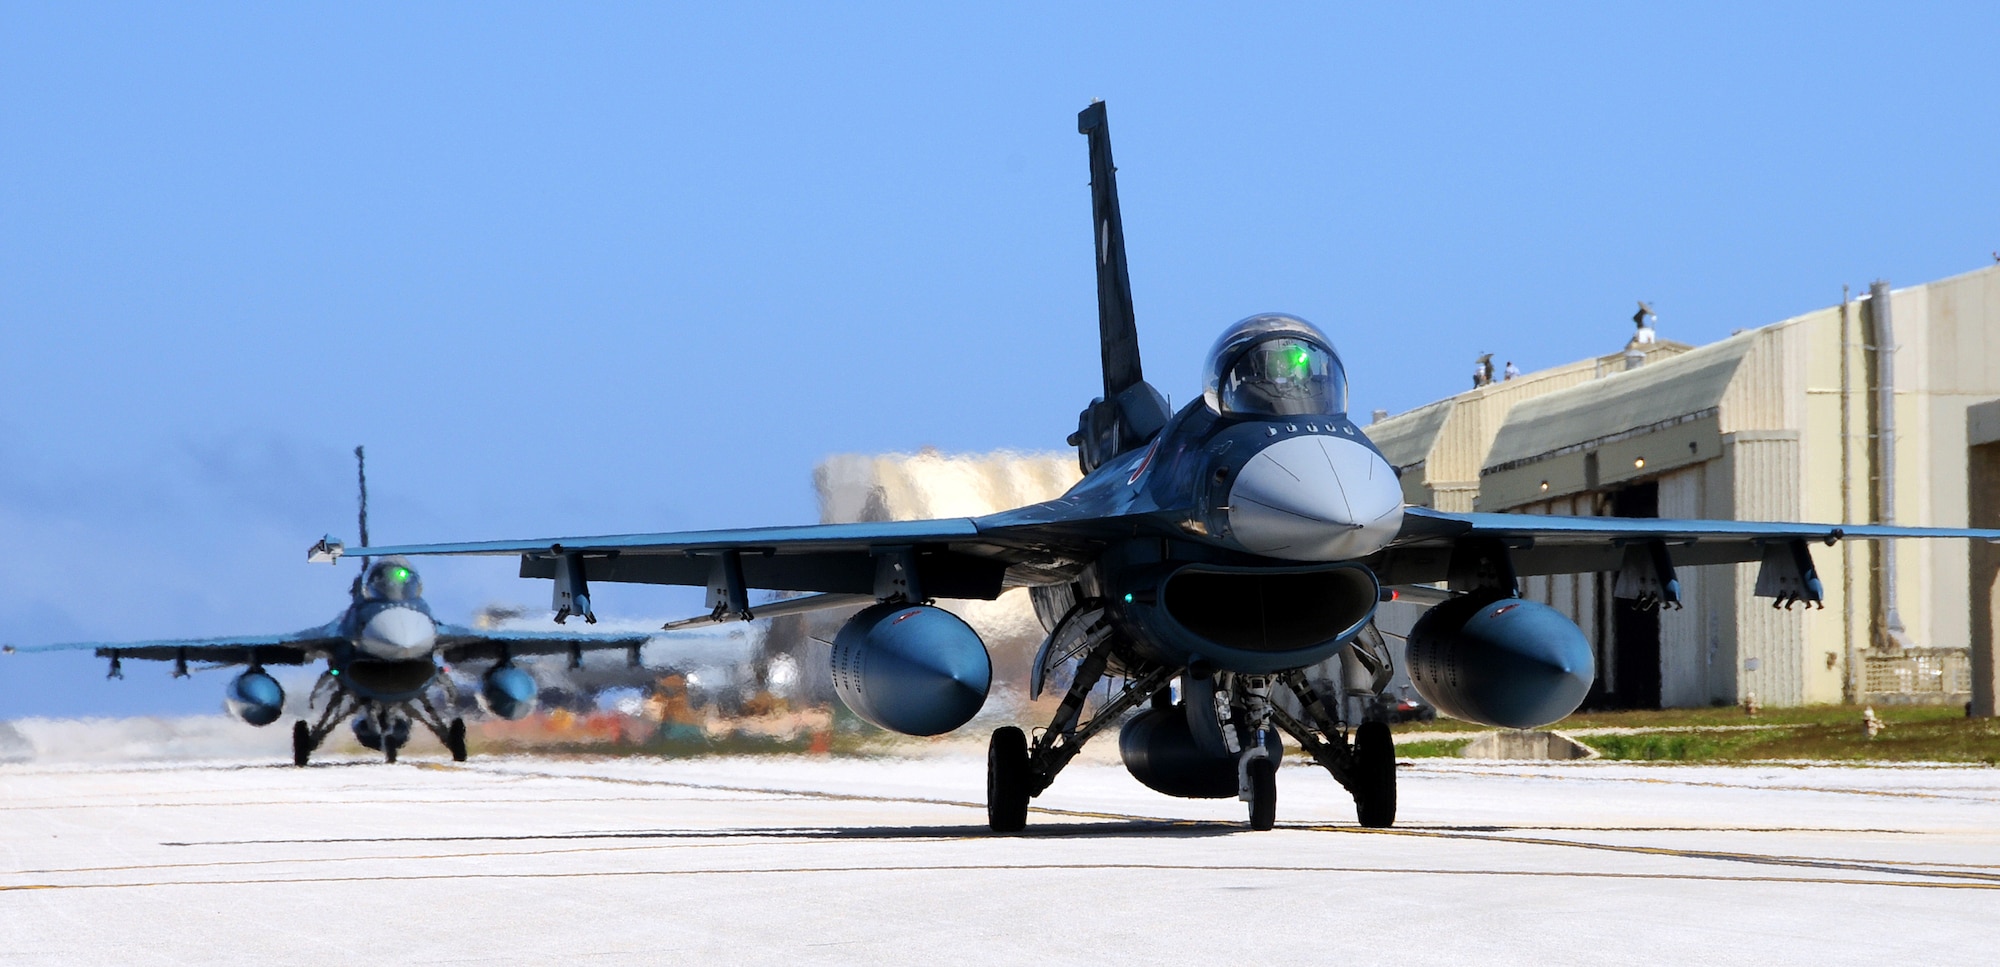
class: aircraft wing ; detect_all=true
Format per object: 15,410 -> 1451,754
431,624 -> 657,664
3,625 -> 343,666
314,510 -> 1134,601
1377,506 -> 2000,585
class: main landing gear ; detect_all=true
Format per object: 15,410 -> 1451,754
408,693 -> 467,763
444,717 -> 468,763
987,726 -> 1031,833
985,633 -> 1173,833
289,675 -> 469,766
984,658 -> 1399,833
1267,670 -> 1398,828
293,675 -> 360,767
1350,721 -> 1397,828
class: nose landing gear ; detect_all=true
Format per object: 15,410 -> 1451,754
1245,757 -> 1277,830
1232,676 -> 1279,830
354,709 -> 412,761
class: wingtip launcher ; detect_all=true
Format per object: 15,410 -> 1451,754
307,536 -> 346,565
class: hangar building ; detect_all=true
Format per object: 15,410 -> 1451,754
1371,263 -> 2000,710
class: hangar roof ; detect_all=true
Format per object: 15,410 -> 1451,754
1483,331 -> 1758,471
1366,399 -> 1454,471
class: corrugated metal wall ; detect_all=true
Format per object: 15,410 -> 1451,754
1657,465 -> 1713,707
1724,431 -> 1805,705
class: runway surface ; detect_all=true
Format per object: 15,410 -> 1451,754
4,751 -> 1997,965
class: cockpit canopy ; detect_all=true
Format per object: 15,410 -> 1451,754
1202,314 -> 1349,418
363,558 -> 423,603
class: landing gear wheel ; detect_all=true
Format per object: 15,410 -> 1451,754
1352,721 -> 1397,828
1247,757 -> 1277,830
987,726 -> 1031,833
445,718 -> 468,762
384,738 -> 399,764
292,720 -> 312,768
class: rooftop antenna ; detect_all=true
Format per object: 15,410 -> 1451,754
355,445 -> 370,577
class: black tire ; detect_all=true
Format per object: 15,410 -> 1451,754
291,720 -> 312,768
1353,721 -> 1397,828
384,738 -> 398,764
1247,757 -> 1277,831
446,718 -> 468,762
987,726 -> 1031,833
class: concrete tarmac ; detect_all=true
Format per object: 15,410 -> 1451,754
3,751 -> 1997,965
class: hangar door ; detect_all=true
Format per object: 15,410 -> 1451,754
1584,481 -> 1664,710
1971,441 -> 2000,717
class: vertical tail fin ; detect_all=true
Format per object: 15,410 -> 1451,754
355,446 -> 370,576
1078,100 -> 1144,398
1070,101 -> 1168,473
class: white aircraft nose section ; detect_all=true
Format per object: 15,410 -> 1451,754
1227,434 -> 1405,562
359,607 -> 437,661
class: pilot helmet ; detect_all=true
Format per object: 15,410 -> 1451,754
1202,313 -> 1349,418
364,558 -> 423,602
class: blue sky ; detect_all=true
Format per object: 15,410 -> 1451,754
4,2 -> 1997,716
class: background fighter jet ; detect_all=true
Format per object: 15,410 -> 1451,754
315,102 -> 2000,830
13,448 -> 651,765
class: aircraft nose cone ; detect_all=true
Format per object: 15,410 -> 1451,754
360,607 -> 437,660
1226,434 -> 1404,561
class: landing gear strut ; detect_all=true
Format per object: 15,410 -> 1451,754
984,635 -> 1172,834
294,680 -> 469,767
292,681 -> 361,768
411,694 -> 467,763
1270,670 -> 1398,828
1231,675 -> 1280,830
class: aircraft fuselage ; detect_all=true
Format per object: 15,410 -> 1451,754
329,596 -> 442,702
1012,399 -> 1404,675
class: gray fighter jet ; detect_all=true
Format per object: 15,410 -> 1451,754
12,448 -> 652,765
311,103 -> 2000,829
